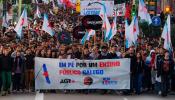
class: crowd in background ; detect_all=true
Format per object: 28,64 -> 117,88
0,5 -> 175,97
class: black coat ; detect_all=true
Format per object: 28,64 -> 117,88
125,54 -> 137,75
13,56 -> 24,73
135,60 -> 144,75
25,54 -> 35,70
98,53 -> 111,59
1,55 -> 13,71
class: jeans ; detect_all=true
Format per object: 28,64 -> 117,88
155,81 -> 161,94
134,74 -> 143,94
161,75 -> 169,96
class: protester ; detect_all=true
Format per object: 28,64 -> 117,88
25,49 -> 35,92
157,51 -> 173,96
125,47 -> 136,94
12,51 -> 24,92
1,48 -> 13,96
134,52 -> 144,95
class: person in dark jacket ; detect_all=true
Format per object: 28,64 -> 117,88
98,46 -> 110,59
125,47 -> 136,94
1,49 -> 13,96
109,46 -> 119,59
25,49 -> 35,92
134,52 -> 144,95
98,46 -> 110,94
157,51 -> 174,97
12,51 -> 24,92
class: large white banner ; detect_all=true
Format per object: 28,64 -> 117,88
80,0 -> 114,17
35,57 -> 130,90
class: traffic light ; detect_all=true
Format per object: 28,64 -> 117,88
132,5 -> 136,16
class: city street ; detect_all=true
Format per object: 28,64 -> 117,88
0,92 -> 175,100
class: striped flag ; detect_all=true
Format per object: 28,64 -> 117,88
42,14 -> 55,36
80,29 -> 95,45
125,19 -> 132,48
14,8 -> 28,38
138,0 -> 152,24
99,6 -> 111,41
161,15 -> 173,51
35,6 -> 42,18
125,16 -> 139,48
107,12 -> 117,41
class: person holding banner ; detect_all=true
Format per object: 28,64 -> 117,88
98,46 -> 110,60
125,47 -> 137,94
89,46 -> 100,60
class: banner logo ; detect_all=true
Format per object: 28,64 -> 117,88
84,77 -> 93,85
42,64 -> 51,84
102,77 -> 117,85
60,79 -> 76,84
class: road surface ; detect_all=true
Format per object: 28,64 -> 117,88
0,92 -> 175,100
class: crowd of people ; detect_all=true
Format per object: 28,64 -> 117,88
0,4 -> 175,97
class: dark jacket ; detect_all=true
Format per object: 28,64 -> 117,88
1,54 -> 13,71
98,52 -> 110,59
156,54 -> 164,77
13,56 -> 24,73
109,53 -> 119,59
135,60 -> 144,75
25,54 -> 35,70
125,54 -> 137,75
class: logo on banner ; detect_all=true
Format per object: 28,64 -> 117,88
102,77 -> 117,85
42,64 -> 51,84
60,79 -> 76,84
84,77 -> 93,85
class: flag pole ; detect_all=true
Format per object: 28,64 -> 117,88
18,0 -> 22,18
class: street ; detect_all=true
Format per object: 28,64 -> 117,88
0,92 -> 175,100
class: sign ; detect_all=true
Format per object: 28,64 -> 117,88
82,15 -> 102,30
152,16 -> 161,26
116,3 -> 125,16
73,26 -> 86,39
35,58 -> 130,90
80,0 -> 114,17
